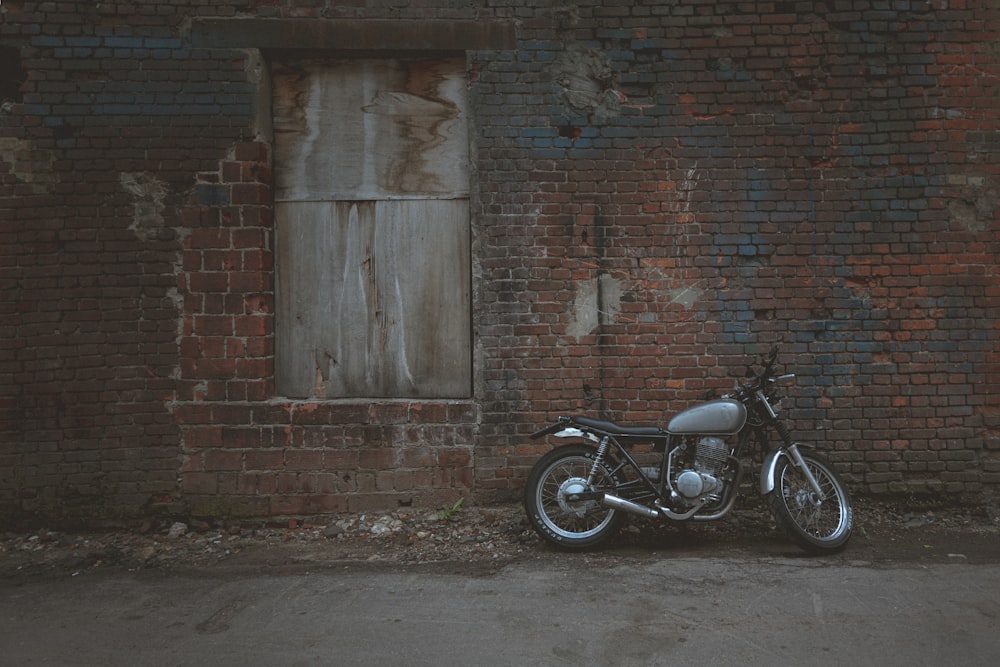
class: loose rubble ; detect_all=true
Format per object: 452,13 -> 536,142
0,505 -> 538,577
1,498 -> 997,578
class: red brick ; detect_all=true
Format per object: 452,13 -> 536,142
189,272 -> 229,293
234,142 -> 269,162
184,426 -> 223,448
229,271 -> 266,292
285,449 -> 323,470
359,448 -> 396,470
437,447 -> 471,467
246,449 -> 284,470
181,472 -> 218,495
203,449 -> 243,471
188,229 -> 231,250
234,315 -> 271,337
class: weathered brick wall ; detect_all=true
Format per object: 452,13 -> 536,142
1,0 -> 997,526
474,0 -> 1000,501
0,1 -> 256,524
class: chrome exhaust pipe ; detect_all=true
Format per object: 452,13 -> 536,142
601,493 -> 660,519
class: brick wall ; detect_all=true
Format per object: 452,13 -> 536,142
473,0 -> 1000,501
1,0 -> 997,526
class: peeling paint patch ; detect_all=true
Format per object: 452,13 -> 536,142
121,172 -> 169,241
667,283 -> 705,310
567,274 -> 621,339
947,174 -> 998,233
0,137 -> 55,191
551,45 -> 623,122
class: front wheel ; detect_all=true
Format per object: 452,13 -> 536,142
523,444 -> 625,551
767,452 -> 853,554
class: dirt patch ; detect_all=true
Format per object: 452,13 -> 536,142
2,498 -> 997,580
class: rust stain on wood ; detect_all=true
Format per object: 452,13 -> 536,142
272,57 -> 469,202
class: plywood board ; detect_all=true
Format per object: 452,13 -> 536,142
276,199 -> 471,398
272,57 -> 470,202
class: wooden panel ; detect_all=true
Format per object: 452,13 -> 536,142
276,199 -> 471,398
272,57 -> 469,201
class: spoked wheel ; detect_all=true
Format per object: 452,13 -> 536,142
523,444 -> 625,550
767,451 -> 853,554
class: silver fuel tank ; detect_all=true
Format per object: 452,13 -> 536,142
667,398 -> 747,435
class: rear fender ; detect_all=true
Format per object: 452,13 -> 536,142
553,427 -> 600,443
530,419 -> 600,444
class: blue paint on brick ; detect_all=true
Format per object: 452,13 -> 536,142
522,40 -> 560,51
746,181 -> 777,206
65,37 -> 101,48
93,104 -> 140,115
521,127 -> 557,138
145,38 -> 183,49
196,184 -> 229,206
631,38 -> 672,50
600,127 -> 639,138
142,104 -> 181,115
31,37 -> 64,47
531,148 -> 567,159
104,37 -> 145,49
606,50 -> 635,62
182,105 -> 222,114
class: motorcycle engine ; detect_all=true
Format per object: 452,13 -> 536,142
674,437 -> 729,500
695,436 -> 729,475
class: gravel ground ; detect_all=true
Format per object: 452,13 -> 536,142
2,497 -> 998,578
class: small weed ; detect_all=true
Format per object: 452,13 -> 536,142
438,497 -> 464,521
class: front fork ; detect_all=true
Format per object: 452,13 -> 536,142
756,391 -> 826,499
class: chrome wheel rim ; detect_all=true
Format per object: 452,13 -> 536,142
535,455 -> 616,540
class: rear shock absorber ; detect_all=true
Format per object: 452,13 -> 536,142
587,436 -> 610,487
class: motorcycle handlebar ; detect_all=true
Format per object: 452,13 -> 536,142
735,345 -> 782,397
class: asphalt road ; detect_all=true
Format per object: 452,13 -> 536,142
2,553 -> 999,666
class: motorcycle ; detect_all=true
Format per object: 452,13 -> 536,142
523,345 -> 853,554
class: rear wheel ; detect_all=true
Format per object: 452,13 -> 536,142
523,444 -> 625,550
767,452 -> 853,554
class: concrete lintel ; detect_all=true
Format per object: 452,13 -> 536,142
189,18 -> 517,51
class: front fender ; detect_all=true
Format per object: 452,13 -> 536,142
759,443 -> 815,495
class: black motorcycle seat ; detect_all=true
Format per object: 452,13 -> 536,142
571,416 -> 666,438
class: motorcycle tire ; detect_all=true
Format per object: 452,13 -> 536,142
523,443 -> 626,551
767,451 -> 854,554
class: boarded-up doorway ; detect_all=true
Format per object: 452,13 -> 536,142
272,57 -> 471,399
